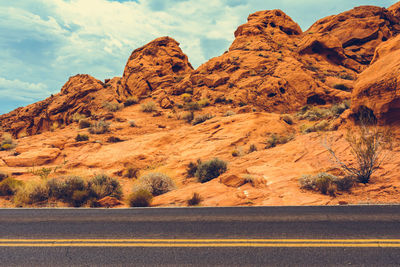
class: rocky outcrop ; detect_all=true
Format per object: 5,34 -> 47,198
0,74 -> 117,137
120,37 -> 193,99
307,6 -> 400,68
351,35 -> 400,124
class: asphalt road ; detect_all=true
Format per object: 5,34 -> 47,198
1,206 -> 400,266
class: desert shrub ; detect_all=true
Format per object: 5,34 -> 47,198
137,173 -> 175,196
29,167 -> 53,180
0,171 -> 8,182
124,166 -> 140,179
89,120 -> 110,134
182,112 -> 194,123
72,113 -> 86,122
333,84 -> 351,92
184,102 -> 201,111
330,100 -> 350,117
129,120 -> 136,127
195,158 -> 228,183
243,174 -> 257,186
248,144 -> 257,153
298,107 -> 331,121
325,124 -> 390,184
107,136 -> 123,143
78,119 -> 91,129
187,192 -> 202,206
192,114 -> 213,125
181,93 -> 192,102
281,114 -> 294,125
231,147 -> 243,157
224,110 -> 236,117
300,120 -> 330,133
186,160 -> 201,178
71,190 -> 90,207
0,133 -> 16,151
124,96 -> 139,107
335,176 -> 355,192
265,133 -> 294,149
46,178 -> 68,200
14,181 -> 49,205
141,101 -> 157,113
198,98 -> 210,107
103,102 -> 122,112
0,178 -> 23,196
299,172 -> 338,195
128,188 -> 153,207
88,174 -> 123,200
75,134 -> 89,142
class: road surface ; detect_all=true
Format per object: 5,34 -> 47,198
0,205 -> 400,266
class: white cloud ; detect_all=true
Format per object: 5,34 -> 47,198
0,77 -> 50,102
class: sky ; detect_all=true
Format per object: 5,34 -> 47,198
0,0 -> 397,114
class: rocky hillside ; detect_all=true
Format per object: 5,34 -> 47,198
1,3 -> 400,207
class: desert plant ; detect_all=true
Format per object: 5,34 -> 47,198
281,114 -> 294,125
325,123 -> 391,184
184,102 -> 201,111
107,136 -> 123,143
197,98 -> 210,107
192,114 -> 213,125
78,119 -> 91,129
187,192 -> 202,206
0,133 -> 16,151
335,176 -> 355,192
298,175 -> 316,190
14,181 -> 49,205
186,159 -> 201,178
103,102 -> 122,112
124,96 -> 139,107
181,93 -> 192,102
182,112 -> 194,123
195,158 -> 228,183
231,147 -> 243,157
0,178 -> 23,196
265,133 -> 294,149
330,100 -> 350,117
72,113 -> 86,122
89,120 -> 110,134
333,84 -> 351,92
299,172 -> 338,195
128,188 -> 153,207
137,173 -> 175,196
248,144 -> 257,153
298,107 -> 331,121
88,174 -> 123,200
224,110 -> 236,117
129,120 -> 136,127
46,178 -> 68,200
75,134 -> 89,142
141,101 -> 157,113
124,166 -> 140,179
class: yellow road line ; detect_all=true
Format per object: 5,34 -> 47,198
0,239 -> 400,247
0,243 -> 400,247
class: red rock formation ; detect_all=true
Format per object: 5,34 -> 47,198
120,37 -> 193,99
307,6 -> 400,68
351,35 -> 400,124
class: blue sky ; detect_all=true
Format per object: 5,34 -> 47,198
0,0 -> 397,114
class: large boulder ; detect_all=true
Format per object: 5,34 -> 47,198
351,35 -> 400,124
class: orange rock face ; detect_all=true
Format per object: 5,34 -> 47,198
351,35 -> 400,124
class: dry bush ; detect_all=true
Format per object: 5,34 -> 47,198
128,188 -> 153,207
124,166 -> 140,179
88,174 -> 123,200
187,192 -> 202,206
141,101 -> 157,113
14,181 -> 49,206
137,173 -> 175,196
192,114 -> 214,125
265,133 -> 294,149
107,136 -> 123,143
0,133 -> 16,151
195,158 -> 228,183
103,102 -> 122,112
182,111 -> 194,123
89,120 -> 110,134
224,110 -> 236,117
299,172 -> 338,196
75,134 -> 89,142
124,96 -> 139,107
78,119 -> 91,129
0,178 -> 23,196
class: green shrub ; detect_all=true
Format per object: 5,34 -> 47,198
195,158 -> 228,183
187,192 -> 202,206
88,174 -> 123,200
137,173 -> 175,196
281,114 -> 294,125
265,133 -> 294,149
103,102 -> 122,112
0,178 -> 23,196
89,120 -> 110,134
75,134 -> 89,142
186,159 -> 201,178
78,119 -> 91,129
192,114 -> 213,125
46,178 -> 68,200
124,96 -> 139,107
141,101 -> 157,113
128,189 -> 153,207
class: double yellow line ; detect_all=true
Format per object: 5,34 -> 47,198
0,239 -> 400,247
